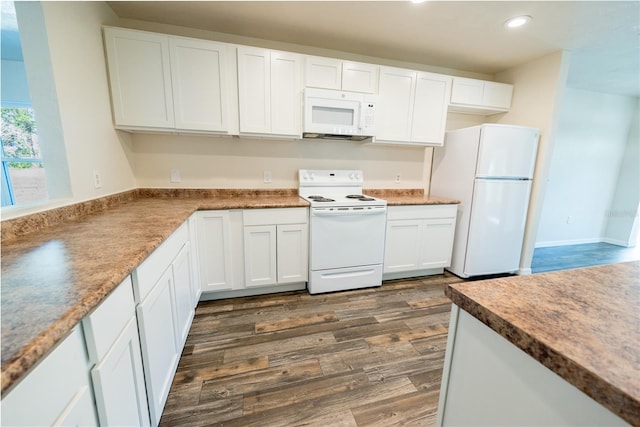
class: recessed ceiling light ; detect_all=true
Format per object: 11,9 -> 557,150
504,15 -> 532,29
411,0 -> 428,4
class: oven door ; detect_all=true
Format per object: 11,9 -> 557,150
310,206 -> 387,271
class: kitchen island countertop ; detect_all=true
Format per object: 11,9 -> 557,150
446,261 -> 640,425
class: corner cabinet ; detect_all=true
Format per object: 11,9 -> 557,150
449,77 -> 513,115
195,210 -> 234,292
103,27 -> 236,134
383,204 -> 457,280
373,66 -> 451,146
243,208 -> 308,288
237,47 -> 303,138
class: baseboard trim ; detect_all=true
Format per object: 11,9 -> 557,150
535,238 -> 602,248
601,237 -> 632,247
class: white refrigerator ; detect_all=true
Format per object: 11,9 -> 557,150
430,124 -> 539,278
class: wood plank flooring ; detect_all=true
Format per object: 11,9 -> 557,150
159,273 -> 464,427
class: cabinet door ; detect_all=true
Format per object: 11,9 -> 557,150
342,61 -> 378,93
237,46 -> 271,133
136,268 -> 180,427
270,51 -> 302,136
411,73 -> 451,145
188,214 -> 202,304
244,225 -> 277,287
482,81 -> 513,109
0,326 -> 98,427
450,77 -> 484,106
376,67 -> 416,142
277,224 -> 308,284
172,243 -> 195,348
103,27 -> 174,129
91,318 -> 150,427
305,55 -> 341,90
418,218 -> 456,269
170,37 -> 228,132
383,219 -> 422,273
197,211 -> 233,292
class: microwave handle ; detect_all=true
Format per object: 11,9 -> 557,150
358,103 -> 364,131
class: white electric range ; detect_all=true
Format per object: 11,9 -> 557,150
299,169 -> 387,294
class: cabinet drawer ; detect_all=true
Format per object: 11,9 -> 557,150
387,205 -> 457,221
83,276 -> 135,363
243,207 -> 308,226
133,222 -> 188,302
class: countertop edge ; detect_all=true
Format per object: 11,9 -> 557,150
445,283 -> 639,426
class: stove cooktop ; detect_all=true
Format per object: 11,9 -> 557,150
301,193 -> 386,207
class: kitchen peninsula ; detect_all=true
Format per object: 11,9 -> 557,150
438,261 -> 639,426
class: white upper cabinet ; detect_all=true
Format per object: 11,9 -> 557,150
103,27 -> 236,134
305,56 -> 342,90
342,61 -> 378,93
104,27 -> 175,129
305,55 -> 378,93
449,77 -> 513,114
237,46 -> 302,137
169,37 -> 229,132
375,66 -> 451,146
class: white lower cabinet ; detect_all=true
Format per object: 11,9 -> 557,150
384,205 -> 457,279
172,243 -> 195,348
243,208 -> 308,288
196,210 -> 234,292
133,222 -> 197,426
84,276 -> 149,427
1,325 -> 98,426
90,318 -> 149,427
136,266 -> 180,426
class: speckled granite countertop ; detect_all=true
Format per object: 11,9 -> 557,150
446,262 -> 640,426
1,188 -> 456,395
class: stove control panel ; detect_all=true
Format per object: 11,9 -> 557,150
299,169 -> 364,186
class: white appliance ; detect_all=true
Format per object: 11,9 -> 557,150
298,169 -> 387,294
430,124 -> 540,278
303,88 -> 376,141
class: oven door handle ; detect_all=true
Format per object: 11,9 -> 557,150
312,208 -> 386,217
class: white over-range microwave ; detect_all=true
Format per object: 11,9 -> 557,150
303,88 -> 376,141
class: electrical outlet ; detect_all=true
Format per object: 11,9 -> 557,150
395,173 -> 401,183
93,170 -> 102,189
566,215 -> 573,224
263,171 -> 272,183
170,169 -> 181,183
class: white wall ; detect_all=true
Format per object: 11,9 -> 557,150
493,50 -> 571,274
536,91 -> 638,247
133,134 -> 430,190
41,1 -> 137,200
604,98 -> 640,246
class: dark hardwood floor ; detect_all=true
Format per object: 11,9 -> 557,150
159,273 -> 464,427
532,242 -> 640,273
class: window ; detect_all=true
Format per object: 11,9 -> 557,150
1,1 -> 48,207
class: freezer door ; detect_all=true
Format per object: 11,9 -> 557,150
464,179 -> 531,276
476,125 -> 539,178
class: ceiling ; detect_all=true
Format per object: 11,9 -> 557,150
107,1 -> 640,97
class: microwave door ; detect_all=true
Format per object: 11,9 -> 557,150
305,98 -> 360,134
